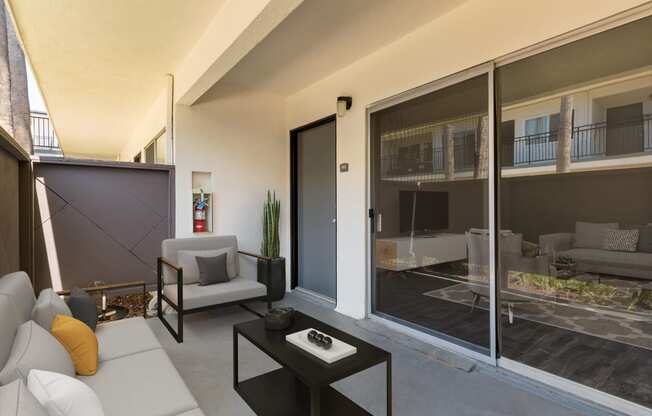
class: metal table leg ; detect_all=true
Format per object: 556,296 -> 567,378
387,356 -> 392,416
233,327 -> 239,388
310,387 -> 321,416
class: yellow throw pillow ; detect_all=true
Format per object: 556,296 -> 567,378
51,315 -> 99,376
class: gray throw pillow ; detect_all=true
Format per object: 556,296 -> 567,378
196,254 -> 230,286
177,247 -> 237,285
31,289 -> 72,331
603,229 -> 639,252
0,379 -> 48,416
638,225 -> 652,253
67,288 -> 97,331
0,321 -> 75,385
574,221 -> 618,249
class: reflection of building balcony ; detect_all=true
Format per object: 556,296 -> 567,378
505,113 -> 652,167
31,111 -> 63,156
382,114 -> 652,180
382,145 -> 476,178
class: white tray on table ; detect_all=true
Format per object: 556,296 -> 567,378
285,328 -> 357,364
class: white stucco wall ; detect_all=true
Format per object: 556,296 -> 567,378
284,0 -> 648,319
173,87 -> 291,283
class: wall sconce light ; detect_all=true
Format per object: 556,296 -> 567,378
337,96 -> 352,117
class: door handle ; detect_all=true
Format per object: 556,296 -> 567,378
376,213 -> 382,233
331,218 -> 337,224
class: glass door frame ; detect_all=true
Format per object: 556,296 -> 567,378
365,62 -> 498,365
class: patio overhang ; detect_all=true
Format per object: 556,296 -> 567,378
6,0 -> 303,159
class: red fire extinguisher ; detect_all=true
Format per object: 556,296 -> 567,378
193,190 -> 207,233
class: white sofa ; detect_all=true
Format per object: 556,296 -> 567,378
0,271 -> 205,416
540,222 -> 652,280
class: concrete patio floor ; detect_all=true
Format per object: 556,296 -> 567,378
147,293 -> 622,416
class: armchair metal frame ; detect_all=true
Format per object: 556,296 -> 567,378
157,250 -> 272,343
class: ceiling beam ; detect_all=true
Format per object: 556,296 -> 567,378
175,0 -> 303,106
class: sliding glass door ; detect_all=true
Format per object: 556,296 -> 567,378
369,12 -> 652,411
497,15 -> 652,408
370,70 -> 494,355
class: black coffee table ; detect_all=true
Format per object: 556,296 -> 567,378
233,311 -> 392,416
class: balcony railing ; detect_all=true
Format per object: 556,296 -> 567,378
382,114 -> 652,178
31,111 -> 61,154
509,114 -> 652,166
382,143 -> 476,177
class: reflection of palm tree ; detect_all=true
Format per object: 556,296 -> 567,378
556,95 -> 573,173
408,182 -> 420,258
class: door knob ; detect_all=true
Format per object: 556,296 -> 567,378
331,218 -> 337,224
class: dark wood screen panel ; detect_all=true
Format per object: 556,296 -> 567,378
0,147 -> 20,276
33,160 -> 174,292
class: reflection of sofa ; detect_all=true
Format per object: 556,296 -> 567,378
540,222 -> 652,280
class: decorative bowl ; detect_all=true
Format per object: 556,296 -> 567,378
264,307 -> 295,331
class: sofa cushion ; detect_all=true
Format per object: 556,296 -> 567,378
638,225 -> 652,254
95,317 -> 161,362
0,321 -> 75,385
28,370 -> 104,416
559,248 -> 652,271
31,289 -> 72,330
80,349 -> 198,416
0,272 -> 36,324
0,379 -> 48,416
67,288 -> 98,332
574,222 -> 618,249
178,248 -> 236,285
163,276 -> 267,310
0,296 -> 21,371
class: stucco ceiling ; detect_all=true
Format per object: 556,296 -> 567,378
217,0 -> 468,96
9,0 -> 226,158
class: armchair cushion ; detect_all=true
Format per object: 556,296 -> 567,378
177,247 -> 236,285
163,277 -> 266,310
162,236 -> 240,284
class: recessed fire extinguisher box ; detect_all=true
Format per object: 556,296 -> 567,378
192,171 -> 213,233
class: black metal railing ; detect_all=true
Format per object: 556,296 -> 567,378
382,143 -> 476,177
509,114 -> 652,166
382,114 -> 652,177
31,112 -> 60,151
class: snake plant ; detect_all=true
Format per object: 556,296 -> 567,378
261,190 -> 280,258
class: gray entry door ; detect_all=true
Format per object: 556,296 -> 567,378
297,121 -> 337,300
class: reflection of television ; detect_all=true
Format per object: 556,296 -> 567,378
399,191 -> 449,233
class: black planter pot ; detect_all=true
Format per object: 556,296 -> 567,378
257,257 -> 286,302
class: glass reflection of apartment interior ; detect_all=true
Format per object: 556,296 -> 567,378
373,15 -> 652,408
